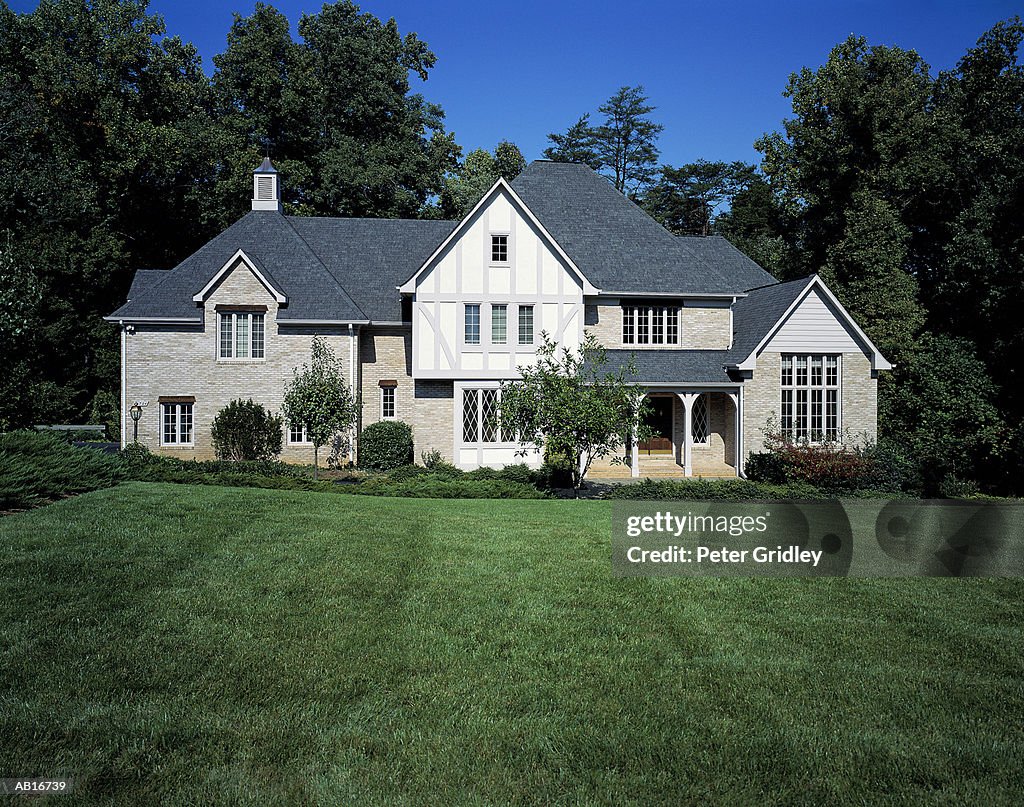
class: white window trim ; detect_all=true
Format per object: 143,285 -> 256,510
287,423 -> 312,445
380,387 -> 396,420
489,232 -> 510,266
517,303 -> 535,346
490,303 -> 508,345
622,305 -> 681,346
780,353 -> 842,443
160,402 -> 194,447
463,302 -> 482,347
456,381 -> 519,449
217,311 -> 266,362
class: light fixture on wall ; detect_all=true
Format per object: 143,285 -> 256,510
129,402 -> 143,443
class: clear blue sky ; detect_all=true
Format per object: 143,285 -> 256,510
10,0 -> 1021,166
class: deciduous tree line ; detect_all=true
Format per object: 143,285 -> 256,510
1,1 -> 1020,492
547,20 -> 1023,493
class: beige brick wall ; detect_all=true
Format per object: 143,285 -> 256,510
358,327 -> 455,462
585,302 -> 731,350
125,262 -> 355,463
742,350 -> 878,459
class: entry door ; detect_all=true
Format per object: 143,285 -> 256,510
639,397 -> 674,454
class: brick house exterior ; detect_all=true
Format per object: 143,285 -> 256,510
107,160 -> 890,477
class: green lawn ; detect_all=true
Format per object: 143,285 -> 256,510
2,483 -> 1022,805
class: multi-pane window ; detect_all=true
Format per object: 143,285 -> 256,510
381,387 -> 396,419
692,395 -> 709,444
491,234 -> 508,263
518,305 -> 534,345
288,423 -> 309,444
781,354 -> 840,442
161,402 -> 193,445
218,311 -> 264,359
465,304 -> 480,345
622,306 -> 680,345
491,304 -> 507,344
462,388 -> 506,444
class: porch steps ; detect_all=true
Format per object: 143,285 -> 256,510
586,455 -> 736,480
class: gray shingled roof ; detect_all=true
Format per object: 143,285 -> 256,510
728,276 -> 814,363
109,161 -> 781,323
109,212 -> 368,322
288,217 -> 457,322
510,162 -> 775,295
602,349 -> 734,383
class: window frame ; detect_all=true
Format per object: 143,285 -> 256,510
217,310 -> 266,361
518,304 -> 534,346
160,402 -> 194,447
490,233 -> 510,265
464,303 -> 481,346
288,422 -> 311,445
622,305 -> 681,345
460,385 -> 515,446
491,303 -> 508,345
781,353 -> 841,443
381,386 -> 396,420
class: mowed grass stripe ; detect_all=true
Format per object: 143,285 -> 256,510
1,482 -> 1022,805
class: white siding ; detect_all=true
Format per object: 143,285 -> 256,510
411,186 -> 584,379
763,288 -> 863,354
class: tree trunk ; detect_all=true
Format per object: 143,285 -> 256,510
313,445 -> 319,481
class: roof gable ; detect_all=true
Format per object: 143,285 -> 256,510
398,177 -> 599,295
729,275 -> 891,371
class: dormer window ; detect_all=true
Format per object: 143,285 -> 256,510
490,234 -> 509,264
218,307 -> 266,360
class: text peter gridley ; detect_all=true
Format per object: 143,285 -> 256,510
622,510 -> 824,568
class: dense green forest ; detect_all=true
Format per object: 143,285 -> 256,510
0,1 -> 1021,493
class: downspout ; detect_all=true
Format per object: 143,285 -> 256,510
349,323 -> 356,465
120,321 -> 127,448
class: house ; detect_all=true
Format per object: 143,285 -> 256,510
106,159 -> 890,478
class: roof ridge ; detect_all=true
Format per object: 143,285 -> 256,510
281,215 -> 368,320
288,215 -> 459,225
742,275 -> 814,295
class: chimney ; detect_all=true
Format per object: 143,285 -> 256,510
252,157 -> 282,212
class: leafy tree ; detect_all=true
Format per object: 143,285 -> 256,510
715,174 -> 791,277
210,399 -> 284,461
643,160 -> 757,236
500,334 -> 649,496
879,334 -> 1007,494
281,337 -> 357,479
439,141 -> 526,218
592,86 -> 664,195
211,1 -> 460,219
543,113 -> 601,168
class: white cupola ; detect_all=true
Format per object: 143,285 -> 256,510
252,157 -> 282,212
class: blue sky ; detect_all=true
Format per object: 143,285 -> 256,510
10,0 -> 1020,166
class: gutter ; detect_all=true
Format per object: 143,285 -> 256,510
103,316 -> 202,324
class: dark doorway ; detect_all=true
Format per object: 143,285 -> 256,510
639,396 -> 673,454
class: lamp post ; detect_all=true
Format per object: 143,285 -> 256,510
129,403 -> 143,443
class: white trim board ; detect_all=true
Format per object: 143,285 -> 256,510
192,249 -> 287,304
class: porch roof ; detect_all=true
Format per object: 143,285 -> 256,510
602,349 -> 734,384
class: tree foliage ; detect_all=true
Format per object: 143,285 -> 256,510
281,336 -> 357,478
643,160 -> 757,236
500,334 -> 648,495
439,141 -> 526,218
545,86 -> 663,196
0,0 -> 457,431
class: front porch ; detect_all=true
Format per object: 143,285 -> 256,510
587,389 -> 740,480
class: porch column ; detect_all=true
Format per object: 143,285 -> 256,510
676,393 -> 695,477
727,392 -> 740,475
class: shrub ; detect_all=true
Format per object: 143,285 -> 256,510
744,451 -> 790,484
609,478 -> 836,501
351,476 -> 545,499
386,463 -> 434,482
120,442 -> 152,470
359,420 -> 414,471
210,399 -> 284,461
859,438 -> 923,495
0,430 -> 126,509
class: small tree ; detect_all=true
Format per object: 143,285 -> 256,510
282,336 -> 357,479
210,399 -> 284,461
500,334 -> 649,496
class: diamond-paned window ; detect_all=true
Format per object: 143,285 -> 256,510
462,389 -> 479,443
692,395 -> 709,444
